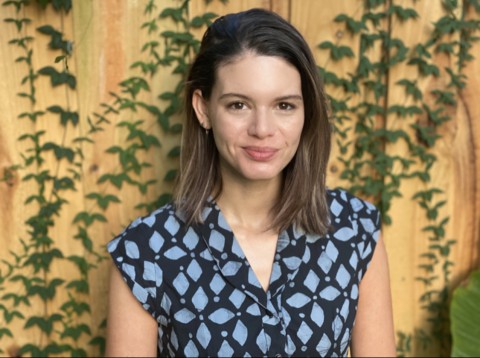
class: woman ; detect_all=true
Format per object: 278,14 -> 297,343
106,8 -> 395,357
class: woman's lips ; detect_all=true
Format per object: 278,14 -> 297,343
243,146 -> 278,161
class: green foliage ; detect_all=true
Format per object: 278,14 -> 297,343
317,1 -> 480,356
0,0 -> 224,355
450,271 -> 480,357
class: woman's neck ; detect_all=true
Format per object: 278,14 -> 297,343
215,176 -> 281,234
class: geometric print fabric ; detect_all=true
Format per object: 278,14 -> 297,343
108,189 -> 380,357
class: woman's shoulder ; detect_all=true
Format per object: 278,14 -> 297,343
324,188 -> 381,274
325,188 -> 381,242
326,188 -> 379,220
107,201 -> 186,254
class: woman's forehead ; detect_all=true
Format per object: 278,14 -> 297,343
213,53 -> 302,97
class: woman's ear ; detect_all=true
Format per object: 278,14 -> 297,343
192,89 -> 211,130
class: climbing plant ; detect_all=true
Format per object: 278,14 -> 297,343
318,0 -> 479,356
0,0 -> 224,355
0,0 -> 479,356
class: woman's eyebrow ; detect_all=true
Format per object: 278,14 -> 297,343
276,95 -> 303,101
218,93 -> 251,101
218,93 -> 303,101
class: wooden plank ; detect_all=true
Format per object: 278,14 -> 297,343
271,0 -> 291,20
71,0 -> 182,350
382,0 -> 446,351
290,0 -> 381,192
384,0 -> 480,355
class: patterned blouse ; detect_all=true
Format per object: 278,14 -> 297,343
107,188 -> 380,357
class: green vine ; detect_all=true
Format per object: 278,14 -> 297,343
319,0 -> 480,356
1,0 -> 105,355
0,0 -> 225,355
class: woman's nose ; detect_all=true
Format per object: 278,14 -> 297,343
247,109 -> 275,138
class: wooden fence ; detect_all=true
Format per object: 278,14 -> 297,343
0,0 -> 479,356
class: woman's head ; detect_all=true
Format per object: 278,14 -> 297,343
176,8 -> 331,234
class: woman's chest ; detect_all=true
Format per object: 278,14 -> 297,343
154,244 -> 361,357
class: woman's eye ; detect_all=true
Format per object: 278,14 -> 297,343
278,102 -> 295,110
228,102 -> 246,110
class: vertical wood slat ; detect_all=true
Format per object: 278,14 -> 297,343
0,0 -> 479,355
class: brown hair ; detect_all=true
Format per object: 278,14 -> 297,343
174,8 -> 332,235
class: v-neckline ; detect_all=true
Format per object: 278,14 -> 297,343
195,198 -> 308,313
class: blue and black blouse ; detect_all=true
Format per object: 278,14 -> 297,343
107,188 -> 380,357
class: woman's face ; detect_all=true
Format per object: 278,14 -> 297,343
193,52 -> 304,186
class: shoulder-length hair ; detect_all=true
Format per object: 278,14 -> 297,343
174,8 -> 332,235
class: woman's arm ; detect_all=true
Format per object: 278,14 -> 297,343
350,235 -> 396,357
105,263 -> 158,357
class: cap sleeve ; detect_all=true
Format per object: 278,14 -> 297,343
107,217 -> 160,318
355,198 -> 381,280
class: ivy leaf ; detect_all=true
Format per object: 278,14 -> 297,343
407,58 -> 440,77
47,105 -> 79,126
89,336 -> 106,356
0,328 -> 13,339
334,14 -> 367,34
431,89 -> 457,106
86,192 -> 121,210
42,142 -> 75,163
29,277 -> 65,300
164,169 -> 178,182
445,67 -> 467,88
318,41 -> 355,61
67,256 -> 92,276
190,12 -> 217,28
18,110 -> 45,122
169,123 -> 183,133
119,77 -> 150,99
433,16 -> 457,36
435,42 -> 455,55
387,5 -> 418,21
361,12 -> 385,27
167,146 -> 181,158
442,0 -> 458,12
4,17 -> 31,31
414,44 -> 432,59
3,0 -> 27,11
73,211 -> 107,227
329,97 -> 350,113
141,19 -> 158,35
97,173 -> 132,189
53,177 -> 75,191
360,33 -> 382,51
43,342 -> 73,356
38,66 -> 76,89
61,298 -> 91,316
412,123 -> 441,147
66,279 -> 89,294
423,104 -> 450,125
388,105 -> 422,117
386,38 -> 408,65
159,7 -> 184,22
2,293 -> 30,307
25,250 -> 64,274
396,79 -> 423,100
363,80 -> 386,100
37,24 -> 70,52
319,67 -> 341,86
73,227 -> 93,252
364,0 -> 387,9
37,0 -> 72,12
3,309 -> 25,323
61,324 -> 91,340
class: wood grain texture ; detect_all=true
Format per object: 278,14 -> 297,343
0,0 -> 479,355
